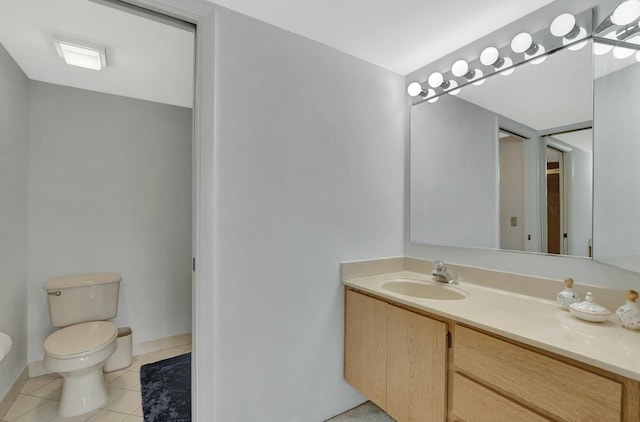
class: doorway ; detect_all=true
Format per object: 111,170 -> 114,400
499,130 -> 527,251
546,146 -> 565,254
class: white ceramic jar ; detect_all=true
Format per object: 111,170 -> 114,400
616,290 -> 640,330
557,277 -> 581,310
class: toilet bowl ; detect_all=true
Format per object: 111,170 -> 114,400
43,272 -> 122,417
44,321 -> 118,417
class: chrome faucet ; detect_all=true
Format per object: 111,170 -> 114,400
432,260 -> 457,284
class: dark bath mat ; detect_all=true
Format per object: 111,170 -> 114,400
140,353 -> 191,422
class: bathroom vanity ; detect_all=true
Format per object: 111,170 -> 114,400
343,258 -> 640,422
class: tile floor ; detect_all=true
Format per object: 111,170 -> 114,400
325,402 -> 394,421
2,344 -> 191,422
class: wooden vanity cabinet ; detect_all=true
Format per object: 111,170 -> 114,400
344,288 -> 448,422
344,288 -> 640,422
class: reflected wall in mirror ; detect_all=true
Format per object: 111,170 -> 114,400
410,41 -> 594,258
593,36 -> 640,272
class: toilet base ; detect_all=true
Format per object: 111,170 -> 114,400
58,364 -> 109,417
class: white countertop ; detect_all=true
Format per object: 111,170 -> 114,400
344,270 -> 640,381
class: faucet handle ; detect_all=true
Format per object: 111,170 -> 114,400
433,260 -> 446,272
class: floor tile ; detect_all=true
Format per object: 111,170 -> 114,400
49,408 -> 99,422
131,407 -> 143,417
107,372 -> 139,391
85,410 -> 128,422
122,416 -> 143,422
104,370 -> 127,384
101,387 -> 127,408
3,395 -> 49,421
20,376 -> 59,395
11,400 -> 58,422
102,390 -> 140,415
28,378 -> 63,400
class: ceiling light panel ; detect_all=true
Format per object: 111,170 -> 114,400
53,34 -> 107,71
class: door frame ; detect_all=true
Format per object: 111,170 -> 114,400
116,0 -> 216,420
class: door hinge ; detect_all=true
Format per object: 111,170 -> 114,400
192,257 -> 196,272
446,331 -> 452,348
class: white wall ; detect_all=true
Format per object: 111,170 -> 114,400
0,43 -> 29,398
212,7 -> 405,421
27,82 -> 192,363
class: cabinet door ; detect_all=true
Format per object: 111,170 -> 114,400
344,289 -> 388,409
386,304 -> 447,422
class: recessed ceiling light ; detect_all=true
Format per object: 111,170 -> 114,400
53,34 -> 107,71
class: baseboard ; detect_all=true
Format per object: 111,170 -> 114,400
0,366 -> 28,420
132,332 -> 191,355
28,332 -> 192,377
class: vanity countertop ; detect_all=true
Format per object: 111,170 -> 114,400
344,270 -> 640,381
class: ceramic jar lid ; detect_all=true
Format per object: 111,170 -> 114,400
569,292 -> 611,322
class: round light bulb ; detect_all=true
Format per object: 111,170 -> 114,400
448,80 -> 460,95
426,89 -> 439,103
451,59 -> 469,77
407,82 -> 423,97
550,13 -> 576,37
613,45 -> 635,59
498,57 -> 515,76
564,27 -> 588,51
526,44 -> 547,64
480,47 -> 499,66
611,0 -> 640,26
471,69 -> 485,86
428,71 -> 444,88
511,32 -> 533,54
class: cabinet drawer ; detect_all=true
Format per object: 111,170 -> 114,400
452,373 -> 551,422
454,325 -> 622,422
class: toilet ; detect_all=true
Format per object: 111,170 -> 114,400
43,272 -> 121,417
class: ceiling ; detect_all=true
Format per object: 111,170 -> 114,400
0,0 -> 595,107
211,0 -> 556,75
0,0 -> 194,108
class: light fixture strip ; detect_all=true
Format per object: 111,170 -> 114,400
408,8 -> 593,105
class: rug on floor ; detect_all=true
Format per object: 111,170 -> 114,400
140,352 -> 191,422
325,401 -> 395,421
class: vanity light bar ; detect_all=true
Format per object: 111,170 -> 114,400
407,9 -> 592,102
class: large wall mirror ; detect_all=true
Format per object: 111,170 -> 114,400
410,1 -> 640,274
592,9 -> 640,273
410,39 -> 594,258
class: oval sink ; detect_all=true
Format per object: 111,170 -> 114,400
381,279 -> 468,300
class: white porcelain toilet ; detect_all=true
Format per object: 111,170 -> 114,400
43,272 -> 121,417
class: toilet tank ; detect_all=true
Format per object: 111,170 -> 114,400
46,273 -> 121,328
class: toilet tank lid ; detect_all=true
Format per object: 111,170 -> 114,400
46,272 -> 121,290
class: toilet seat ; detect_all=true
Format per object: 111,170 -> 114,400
44,321 -> 117,359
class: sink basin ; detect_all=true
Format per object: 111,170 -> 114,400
381,278 -> 468,300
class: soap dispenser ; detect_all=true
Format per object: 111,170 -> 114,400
557,277 -> 581,310
616,290 -> 640,330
